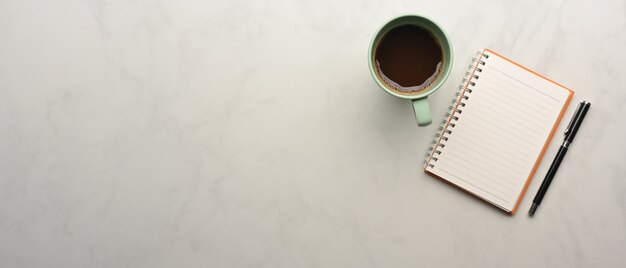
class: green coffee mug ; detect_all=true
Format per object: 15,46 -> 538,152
368,14 -> 453,126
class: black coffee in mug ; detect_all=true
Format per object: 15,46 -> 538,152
374,24 -> 444,94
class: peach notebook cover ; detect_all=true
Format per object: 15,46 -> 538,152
424,49 -> 573,214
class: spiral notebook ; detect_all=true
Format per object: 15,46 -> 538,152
424,49 -> 573,214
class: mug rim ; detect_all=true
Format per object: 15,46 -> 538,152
368,14 -> 453,100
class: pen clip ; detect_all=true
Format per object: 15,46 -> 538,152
565,102 -> 583,136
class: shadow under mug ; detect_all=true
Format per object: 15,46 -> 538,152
368,14 -> 453,126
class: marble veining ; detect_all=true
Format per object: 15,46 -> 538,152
1,0 -> 625,267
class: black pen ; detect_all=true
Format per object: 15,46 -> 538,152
529,101 -> 591,216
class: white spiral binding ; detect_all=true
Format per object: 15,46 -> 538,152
424,51 -> 489,169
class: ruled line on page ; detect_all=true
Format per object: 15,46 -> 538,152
473,83 -> 550,125
455,116 -> 538,158
484,70 -> 559,108
438,166 -> 510,203
438,162 -> 513,198
488,66 -> 560,102
468,89 -> 548,132
448,122 -> 532,161
458,103 -> 542,143
464,84 -> 545,138
451,131 -> 524,173
434,153 -> 517,194
445,137 -> 526,178
481,80 -> 551,114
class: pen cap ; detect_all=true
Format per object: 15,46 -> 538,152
564,101 -> 591,143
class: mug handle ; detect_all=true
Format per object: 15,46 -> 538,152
412,97 -> 432,126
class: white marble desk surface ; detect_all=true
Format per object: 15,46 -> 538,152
1,0 -> 625,267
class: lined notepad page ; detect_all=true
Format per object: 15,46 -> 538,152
425,49 -> 572,212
